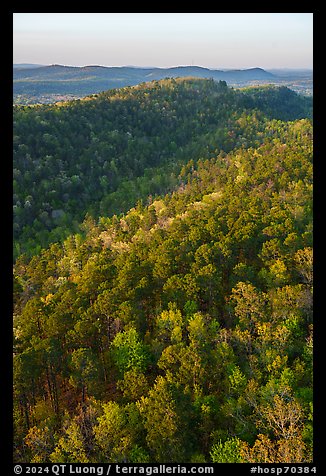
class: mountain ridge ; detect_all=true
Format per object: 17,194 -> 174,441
13,64 -> 274,82
14,64 -> 275,81
14,64 -> 314,104
13,65 -> 278,103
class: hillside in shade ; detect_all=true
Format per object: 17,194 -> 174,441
13,78 -> 312,259
13,78 -> 313,464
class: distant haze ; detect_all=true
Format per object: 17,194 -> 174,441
13,13 -> 313,70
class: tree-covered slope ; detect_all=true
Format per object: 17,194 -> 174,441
13,112 -> 313,463
13,78 -> 312,259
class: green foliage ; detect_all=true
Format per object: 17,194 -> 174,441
111,328 -> 150,376
13,79 -> 311,259
94,402 -> 147,462
137,376 -> 195,462
50,420 -> 90,463
69,348 -> 100,400
210,437 -> 243,463
13,79 -> 313,464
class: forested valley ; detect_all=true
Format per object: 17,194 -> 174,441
13,78 -> 313,464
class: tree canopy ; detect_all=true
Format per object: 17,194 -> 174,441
13,78 -> 313,464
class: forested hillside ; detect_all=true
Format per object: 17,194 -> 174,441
13,78 -> 312,259
13,77 -> 312,464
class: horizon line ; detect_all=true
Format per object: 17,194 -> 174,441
13,63 -> 313,71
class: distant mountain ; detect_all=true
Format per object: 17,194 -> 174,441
13,64 -> 151,81
13,64 -> 277,103
13,63 -> 46,69
13,64 -> 275,81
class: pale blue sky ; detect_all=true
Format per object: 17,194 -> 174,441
13,13 -> 313,69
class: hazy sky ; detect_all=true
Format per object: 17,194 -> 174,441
13,13 -> 313,69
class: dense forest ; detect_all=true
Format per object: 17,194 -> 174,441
13,78 -> 313,464
13,78 -> 311,259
